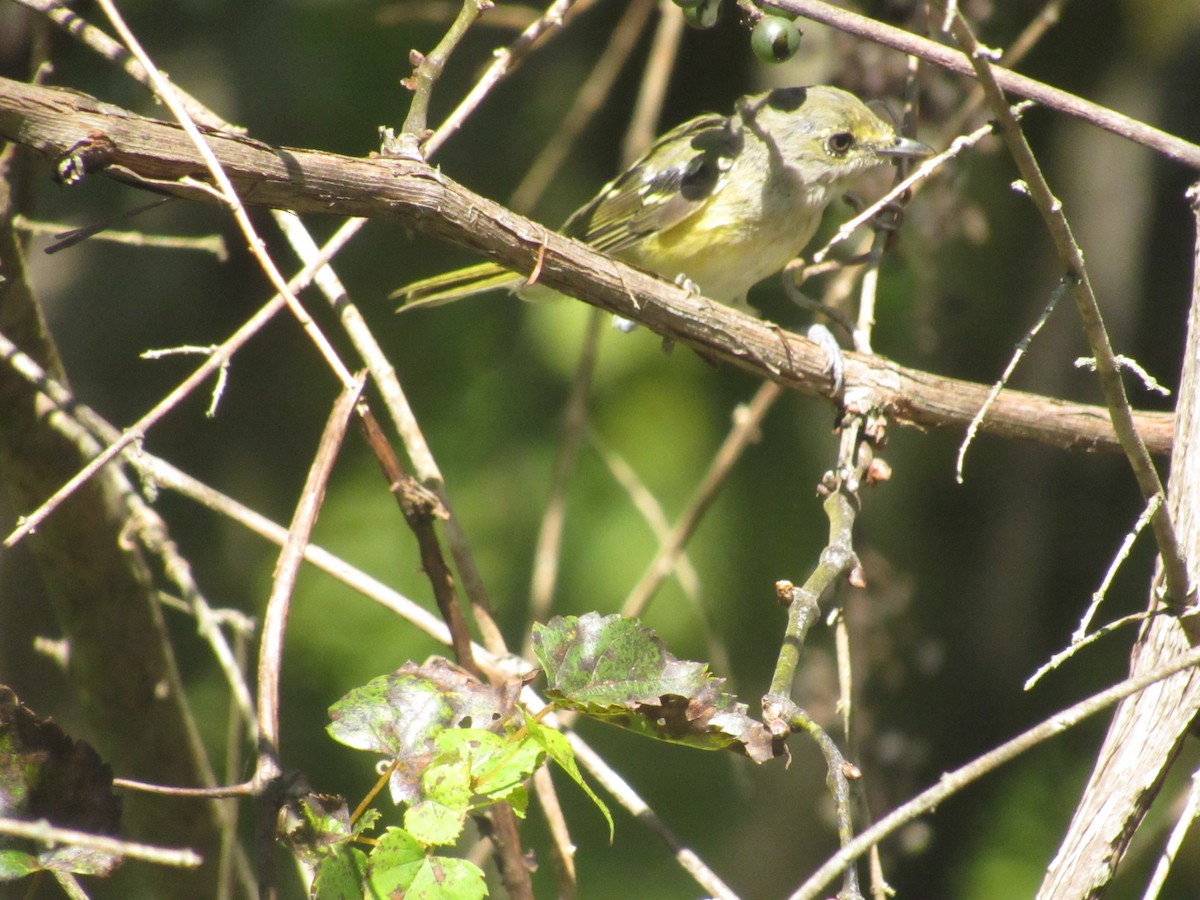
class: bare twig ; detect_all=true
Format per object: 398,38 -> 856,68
356,409 -> 481,678
559,721 -> 739,899
389,0 -> 490,159
1037,181 -> 1200,899
621,1 -> 685,164
256,376 -> 365,767
2,206 -> 360,548
789,642 -> 1200,900
526,310 -> 604,646
0,331 -> 258,736
13,212 -> 227,259
812,104 -> 1034,266
510,0 -> 656,212
770,0 -> 1200,170
957,276 -> 1064,482
0,817 -> 203,869
253,375 -> 366,892
93,0 -> 357,392
1142,769 -> 1200,900
0,77 -> 1176,458
621,381 -> 783,618
10,0 -> 237,131
939,7 -> 1192,614
426,0 -> 578,157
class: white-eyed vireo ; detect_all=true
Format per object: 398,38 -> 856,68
394,86 -> 931,313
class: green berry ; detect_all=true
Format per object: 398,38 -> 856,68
670,0 -> 704,8
751,15 -> 802,63
681,0 -> 723,29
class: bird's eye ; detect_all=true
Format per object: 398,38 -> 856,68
826,132 -> 855,156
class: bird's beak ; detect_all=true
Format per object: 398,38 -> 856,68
877,136 -> 934,159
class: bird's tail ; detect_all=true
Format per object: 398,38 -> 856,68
391,262 -> 522,312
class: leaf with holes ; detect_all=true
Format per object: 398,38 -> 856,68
327,659 -> 518,804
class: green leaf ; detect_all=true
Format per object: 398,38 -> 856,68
532,613 -> 776,762
312,844 -> 367,900
367,828 -> 487,899
327,659 -> 518,804
404,798 -> 467,847
367,827 -> 425,895
435,728 -> 543,806
408,855 -> 488,899
524,714 -> 613,840
0,849 -> 41,881
278,792 -> 355,868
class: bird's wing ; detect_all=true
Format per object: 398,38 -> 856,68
562,113 -> 743,255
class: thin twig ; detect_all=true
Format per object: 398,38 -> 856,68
812,105 -> 1032,266
357,408 -> 481,679
621,381 -> 783,618
93,0 -> 356,391
3,215 -> 360,549
940,6 -> 1193,614
389,0 -> 489,159
956,276 -> 1064,482
1072,493 -> 1164,642
0,330 -> 258,736
425,0 -> 578,157
621,0 -> 685,164
1141,769 -> 1200,900
253,375 -> 366,893
256,375 -> 366,766
559,722 -> 739,899
937,0 -> 1070,139
771,0 -> 1200,170
13,212 -> 227,259
789,642 -> 1200,900
525,310 -> 604,649
510,0 -> 656,212
11,0 -> 237,131
0,817 -> 203,868
1024,609 -> 1158,692
532,766 -> 577,899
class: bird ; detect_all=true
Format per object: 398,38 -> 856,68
393,85 -> 930,315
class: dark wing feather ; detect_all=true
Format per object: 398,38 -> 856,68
562,113 -> 742,255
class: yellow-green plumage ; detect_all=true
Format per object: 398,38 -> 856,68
394,86 -> 930,313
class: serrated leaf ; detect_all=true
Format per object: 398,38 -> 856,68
408,855 -> 487,899
278,793 -> 354,868
367,828 -> 486,898
524,714 -> 613,840
532,614 -> 777,762
404,798 -> 467,847
422,756 -> 473,809
367,827 -> 425,895
327,659 -> 518,804
502,785 -> 529,819
312,844 -> 367,900
435,728 -> 544,806
0,686 -> 123,877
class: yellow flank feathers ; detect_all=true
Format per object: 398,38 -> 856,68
392,85 -> 930,314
